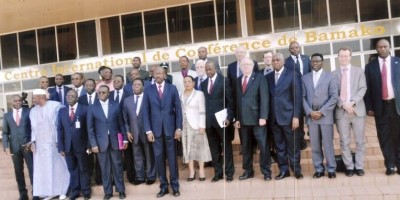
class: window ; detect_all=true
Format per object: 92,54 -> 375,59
57,24 -> 77,61
77,20 -> 98,58
19,30 -> 38,67
329,0 -> 357,25
1,33 -> 19,69
391,0 -> 400,18
144,9 -> 168,49
217,0 -> 241,38
332,40 -> 360,54
300,0 -> 328,29
101,16 -> 122,55
359,0 -> 388,22
362,37 -> 390,51
122,13 -> 145,52
246,0 -> 272,36
394,35 -> 400,47
191,2 -> 217,42
167,5 -> 192,45
272,0 -> 300,32
37,27 -> 57,64
304,44 -> 331,56
4,81 -> 21,92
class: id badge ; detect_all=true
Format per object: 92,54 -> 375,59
75,119 -> 81,129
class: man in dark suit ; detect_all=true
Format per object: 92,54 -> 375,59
78,79 -> 98,106
143,66 -> 182,198
123,78 -> 156,185
39,76 -> 60,101
285,41 -> 311,150
71,73 -> 87,97
48,74 -> 71,105
284,41 -> 312,150
201,60 -> 235,182
57,90 -> 91,200
2,95 -> 33,200
365,38 -> 400,175
126,57 -> 150,83
233,57 -> 271,181
87,85 -> 127,200
267,52 -> 303,180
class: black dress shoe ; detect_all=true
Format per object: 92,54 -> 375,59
355,169 -> 365,176
226,176 -> 233,182
187,172 -> 196,182
119,192 -> 126,199
386,168 -> 395,176
69,194 -> 80,200
146,179 -> 156,185
157,189 -> 169,198
172,190 -> 180,197
312,172 -> 324,178
133,180 -> 145,185
103,194 -> 112,200
328,172 -> 336,179
83,195 -> 91,200
345,169 -> 354,177
295,173 -> 304,179
211,175 -> 223,182
264,174 -> 272,181
275,171 -> 290,180
239,172 -> 254,180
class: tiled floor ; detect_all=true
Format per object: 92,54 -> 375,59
1,116 -> 400,200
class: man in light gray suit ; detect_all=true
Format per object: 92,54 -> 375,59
122,78 -> 156,185
302,53 -> 338,179
333,47 -> 367,177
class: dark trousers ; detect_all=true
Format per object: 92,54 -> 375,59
206,125 -> 235,177
65,151 -> 91,197
124,142 -> 135,182
97,145 -> 125,195
11,149 -> 33,199
132,133 -> 156,181
272,122 -> 302,173
375,100 -> 400,169
153,134 -> 179,191
240,125 -> 271,175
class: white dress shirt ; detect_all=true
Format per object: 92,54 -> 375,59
13,108 -> 22,122
313,69 -> 323,88
74,85 -> 84,96
114,89 -> 124,103
87,93 -> 96,104
135,93 -> 143,116
291,54 -> 304,75
100,99 -> 109,119
379,56 -> 395,99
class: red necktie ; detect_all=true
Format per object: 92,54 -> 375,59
209,79 -> 214,94
242,76 -> 248,93
381,58 -> 388,99
158,84 -> 163,99
70,107 -> 75,121
16,110 -> 20,126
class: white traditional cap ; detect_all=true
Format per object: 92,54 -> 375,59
32,89 -> 46,95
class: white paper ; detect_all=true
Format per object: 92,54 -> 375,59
215,108 -> 228,128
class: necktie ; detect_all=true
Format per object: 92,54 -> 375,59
199,78 -> 203,90
134,95 -> 140,115
242,76 -> 248,92
275,72 -> 280,85
340,67 -> 348,101
158,84 -> 163,99
70,107 -> 75,121
15,110 -> 20,126
295,55 -> 300,73
115,90 -> 120,103
381,58 -> 388,99
209,79 -> 214,94
88,95 -> 92,105
58,87 -> 63,104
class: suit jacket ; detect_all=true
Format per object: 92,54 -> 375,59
171,70 -> 198,93
180,90 -> 205,130
201,74 -> 234,128
143,82 -> 183,137
194,76 -> 207,91
365,56 -> 400,116
266,67 -> 302,125
2,108 -> 31,153
109,89 -> 130,106
87,100 -> 126,152
74,87 -> 87,97
284,54 -> 311,75
78,93 -> 98,106
47,88 -> 60,102
48,85 -> 71,105
333,65 -> 367,118
57,104 -> 89,153
302,70 -> 338,125
122,94 -> 145,144
235,72 -> 269,125
227,60 -> 259,102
